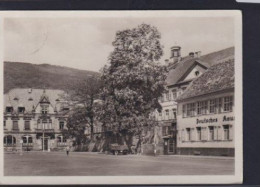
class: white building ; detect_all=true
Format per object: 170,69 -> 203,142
176,58 -> 234,156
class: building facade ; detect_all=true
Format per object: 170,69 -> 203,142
4,88 -> 71,151
176,58 -> 235,156
153,46 -> 234,155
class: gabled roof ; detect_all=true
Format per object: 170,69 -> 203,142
4,88 -> 66,113
176,58 -> 234,101
166,47 -> 234,87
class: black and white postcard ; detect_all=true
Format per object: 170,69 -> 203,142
0,10 -> 242,185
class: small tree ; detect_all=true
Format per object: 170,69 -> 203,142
63,76 -> 102,142
97,24 -> 168,151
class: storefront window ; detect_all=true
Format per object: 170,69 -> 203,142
196,127 -> 201,141
186,128 -> 191,141
208,126 -> 214,141
223,125 -> 230,140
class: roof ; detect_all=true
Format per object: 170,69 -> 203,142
4,88 -> 66,113
176,58 -> 234,101
166,47 -> 234,86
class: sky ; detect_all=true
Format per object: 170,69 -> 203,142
4,17 -> 234,72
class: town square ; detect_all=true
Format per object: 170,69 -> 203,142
2,11 -> 241,180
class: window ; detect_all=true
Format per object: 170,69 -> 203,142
224,96 -> 233,112
59,121 -> 65,130
28,137 -> 33,143
172,90 -> 177,100
195,71 -> 200,76
173,109 -> 177,119
196,127 -> 201,141
165,110 -> 169,116
159,96 -> 164,103
4,121 -> 6,127
208,126 -> 214,141
57,136 -> 66,143
186,128 -> 191,141
12,121 -> 19,130
6,107 -> 13,113
18,107 -> 25,113
22,136 -> 27,143
201,127 -> 207,140
4,135 -> 16,146
41,105 -> 48,114
187,103 -> 196,117
182,105 -> 187,117
162,126 -> 172,136
209,99 -> 217,113
165,92 -> 170,101
197,101 -> 208,115
158,111 -> 162,116
223,125 -> 231,140
24,121 -> 30,130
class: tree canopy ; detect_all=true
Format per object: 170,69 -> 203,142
97,24 -> 168,137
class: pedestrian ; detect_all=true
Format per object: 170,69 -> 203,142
66,146 -> 70,156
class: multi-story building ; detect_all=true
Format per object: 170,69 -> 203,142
176,58 -> 234,156
153,46 -> 234,155
3,88 -> 71,151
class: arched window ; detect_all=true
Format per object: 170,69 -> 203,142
28,137 -> 33,143
23,136 -> 27,143
4,135 -> 16,146
22,136 -> 33,144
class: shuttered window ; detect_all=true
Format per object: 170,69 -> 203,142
24,121 -> 30,130
12,121 -> 19,130
196,127 -> 201,141
217,126 -> 222,140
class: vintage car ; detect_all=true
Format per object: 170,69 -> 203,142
110,143 -> 129,155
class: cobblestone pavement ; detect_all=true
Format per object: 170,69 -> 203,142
4,151 -> 234,176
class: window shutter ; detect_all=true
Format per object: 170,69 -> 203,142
229,125 -> 233,140
217,126 -> 222,140
214,126 -> 218,140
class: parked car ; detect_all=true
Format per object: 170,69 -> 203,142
110,143 -> 129,155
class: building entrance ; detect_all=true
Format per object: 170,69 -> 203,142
164,138 -> 176,154
42,138 -> 48,150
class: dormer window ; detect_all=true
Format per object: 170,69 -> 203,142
18,107 -> 25,113
6,107 -> 13,113
13,97 -> 19,101
41,105 -> 49,114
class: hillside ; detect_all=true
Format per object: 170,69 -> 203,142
4,61 -> 100,93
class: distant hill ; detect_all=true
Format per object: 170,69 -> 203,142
4,61 -> 100,93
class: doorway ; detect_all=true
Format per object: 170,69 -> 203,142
164,138 -> 176,154
42,138 -> 48,150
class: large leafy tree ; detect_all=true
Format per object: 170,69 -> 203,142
97,24 -> 168,151
62,76 -> 102,143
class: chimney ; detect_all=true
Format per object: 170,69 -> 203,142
195,51 -> 201,58
189,52 -> 195,58
170,46 -> 181,63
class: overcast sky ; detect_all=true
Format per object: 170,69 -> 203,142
4,17 -> 234,72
